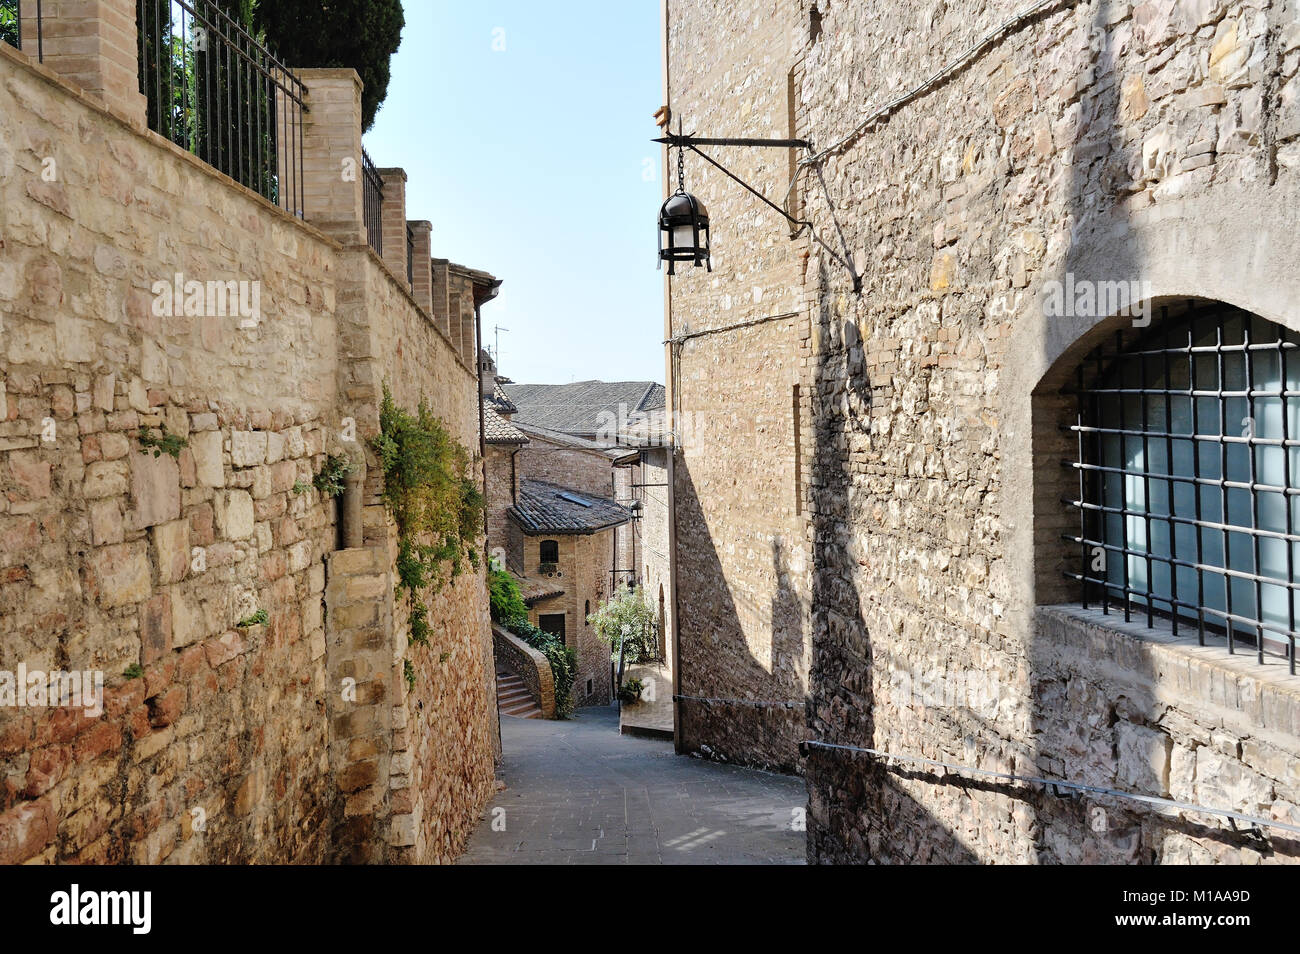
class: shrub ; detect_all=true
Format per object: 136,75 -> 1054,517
489,566 -> 527,624
587,585 -> 658,663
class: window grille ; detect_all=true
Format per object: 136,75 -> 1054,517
1064,302 -> 1299,673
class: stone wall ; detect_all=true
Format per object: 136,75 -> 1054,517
0,34 -> 497,864
493,623 -> 555,719
484,442 -> 519,559
516,434 -> 615,498
663,0 -> 814,773
515,529 -> 615,707
665,0 -> 1300,861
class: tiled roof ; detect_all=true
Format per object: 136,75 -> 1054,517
516,421 -> 629,460
485,381 -> 517,414
508,478 -> 633,535
502,380 -> 666,438
483,405 -> 529,444
513,573 -> 565,606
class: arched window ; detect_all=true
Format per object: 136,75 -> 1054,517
1068,302 -> 1298,669
539,540 -> 559,564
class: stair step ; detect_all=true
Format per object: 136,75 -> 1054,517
501,702 -> 542,718
500,697 -> 537,711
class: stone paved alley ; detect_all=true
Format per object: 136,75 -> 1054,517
458,708 -> 806,864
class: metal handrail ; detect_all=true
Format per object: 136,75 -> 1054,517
361,147 -> 383,255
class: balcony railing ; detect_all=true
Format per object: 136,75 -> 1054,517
137,0 -> 306,217
1,0 -> 43,61
406,222 -> 414,283
361,147 -> 383,255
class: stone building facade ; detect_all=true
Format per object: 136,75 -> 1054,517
663,0 -> 1300,863
0,4 -> 499,864
483,367 -> 674,717
505,479 -> 632,707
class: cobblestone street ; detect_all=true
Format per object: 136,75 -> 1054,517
458,707 -> 807,864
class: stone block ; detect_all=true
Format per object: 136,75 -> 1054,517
230,431 -> 267,467
189,431 -> 224,488
90,542 -> 151,608
140,593 -> 172,665
129,451 -> 181,529
153,519 -> 189,585
214,490 -> 255,540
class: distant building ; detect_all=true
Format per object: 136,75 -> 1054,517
482,358 -> 674,723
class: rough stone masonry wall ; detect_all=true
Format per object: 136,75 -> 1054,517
484,443 -> 519,560
516,435 -> 615,498
0,43 -> 495,863
667,0 -> 1300,862
665,0 -> 815,772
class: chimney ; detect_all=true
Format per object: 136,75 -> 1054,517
479,349 -> 497,399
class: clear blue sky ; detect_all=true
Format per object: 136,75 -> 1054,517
363,1 -> 665,385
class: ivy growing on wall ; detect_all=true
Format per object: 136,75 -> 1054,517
372,386 -> 484,657
489,566 -> 577,718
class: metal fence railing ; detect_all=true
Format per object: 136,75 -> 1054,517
406,221 -> 414,283
361,147 -> 383,255
1,0 -> 44,61
137,0 -> 306,217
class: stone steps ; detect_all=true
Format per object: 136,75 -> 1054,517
496,669 -> 542,719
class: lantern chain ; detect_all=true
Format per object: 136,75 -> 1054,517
676,142 -> 685,193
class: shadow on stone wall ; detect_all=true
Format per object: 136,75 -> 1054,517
803,256 -> 980,862
673,460 -> 806,771
1025,0 -> 1300,863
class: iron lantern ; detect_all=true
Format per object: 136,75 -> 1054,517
658,190 -> 711,274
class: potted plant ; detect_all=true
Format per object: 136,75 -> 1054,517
538,561 -> 559,576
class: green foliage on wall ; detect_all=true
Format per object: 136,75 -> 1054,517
507,617 -> 578,720
371,386 -> 484,668
488,565 -> 527,624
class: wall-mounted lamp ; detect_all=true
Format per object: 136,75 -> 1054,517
653,119 -> 860,291
658,189 -> 711,274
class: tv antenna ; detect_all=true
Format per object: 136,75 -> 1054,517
492,325 -> 510,364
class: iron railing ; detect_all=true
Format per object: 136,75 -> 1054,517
361,147 -> 383,255
137,0 -> 306,217
1063,302 -> 1300,673
1,0 -> 43,61
406,221 -> 414,283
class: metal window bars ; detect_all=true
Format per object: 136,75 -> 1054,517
2,0 -> 42,60
136,0 -> 306,218
361,147 -> 383,256
1062,302 -> 1299,674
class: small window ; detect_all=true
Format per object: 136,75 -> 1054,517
1069,302 -> 1300,666
585,678 -> 593,697
809,7 -> 822,45
539,539 -> 559,564
585,599 -> 590,616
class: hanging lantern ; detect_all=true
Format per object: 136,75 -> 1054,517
658,138 -> 710,274
658,190 -> 711,274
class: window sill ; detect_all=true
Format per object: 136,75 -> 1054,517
1036,604 -> 1300,732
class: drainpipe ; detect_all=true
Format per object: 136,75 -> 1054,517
661,0 -> 684,755
340,463 -> 364,549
